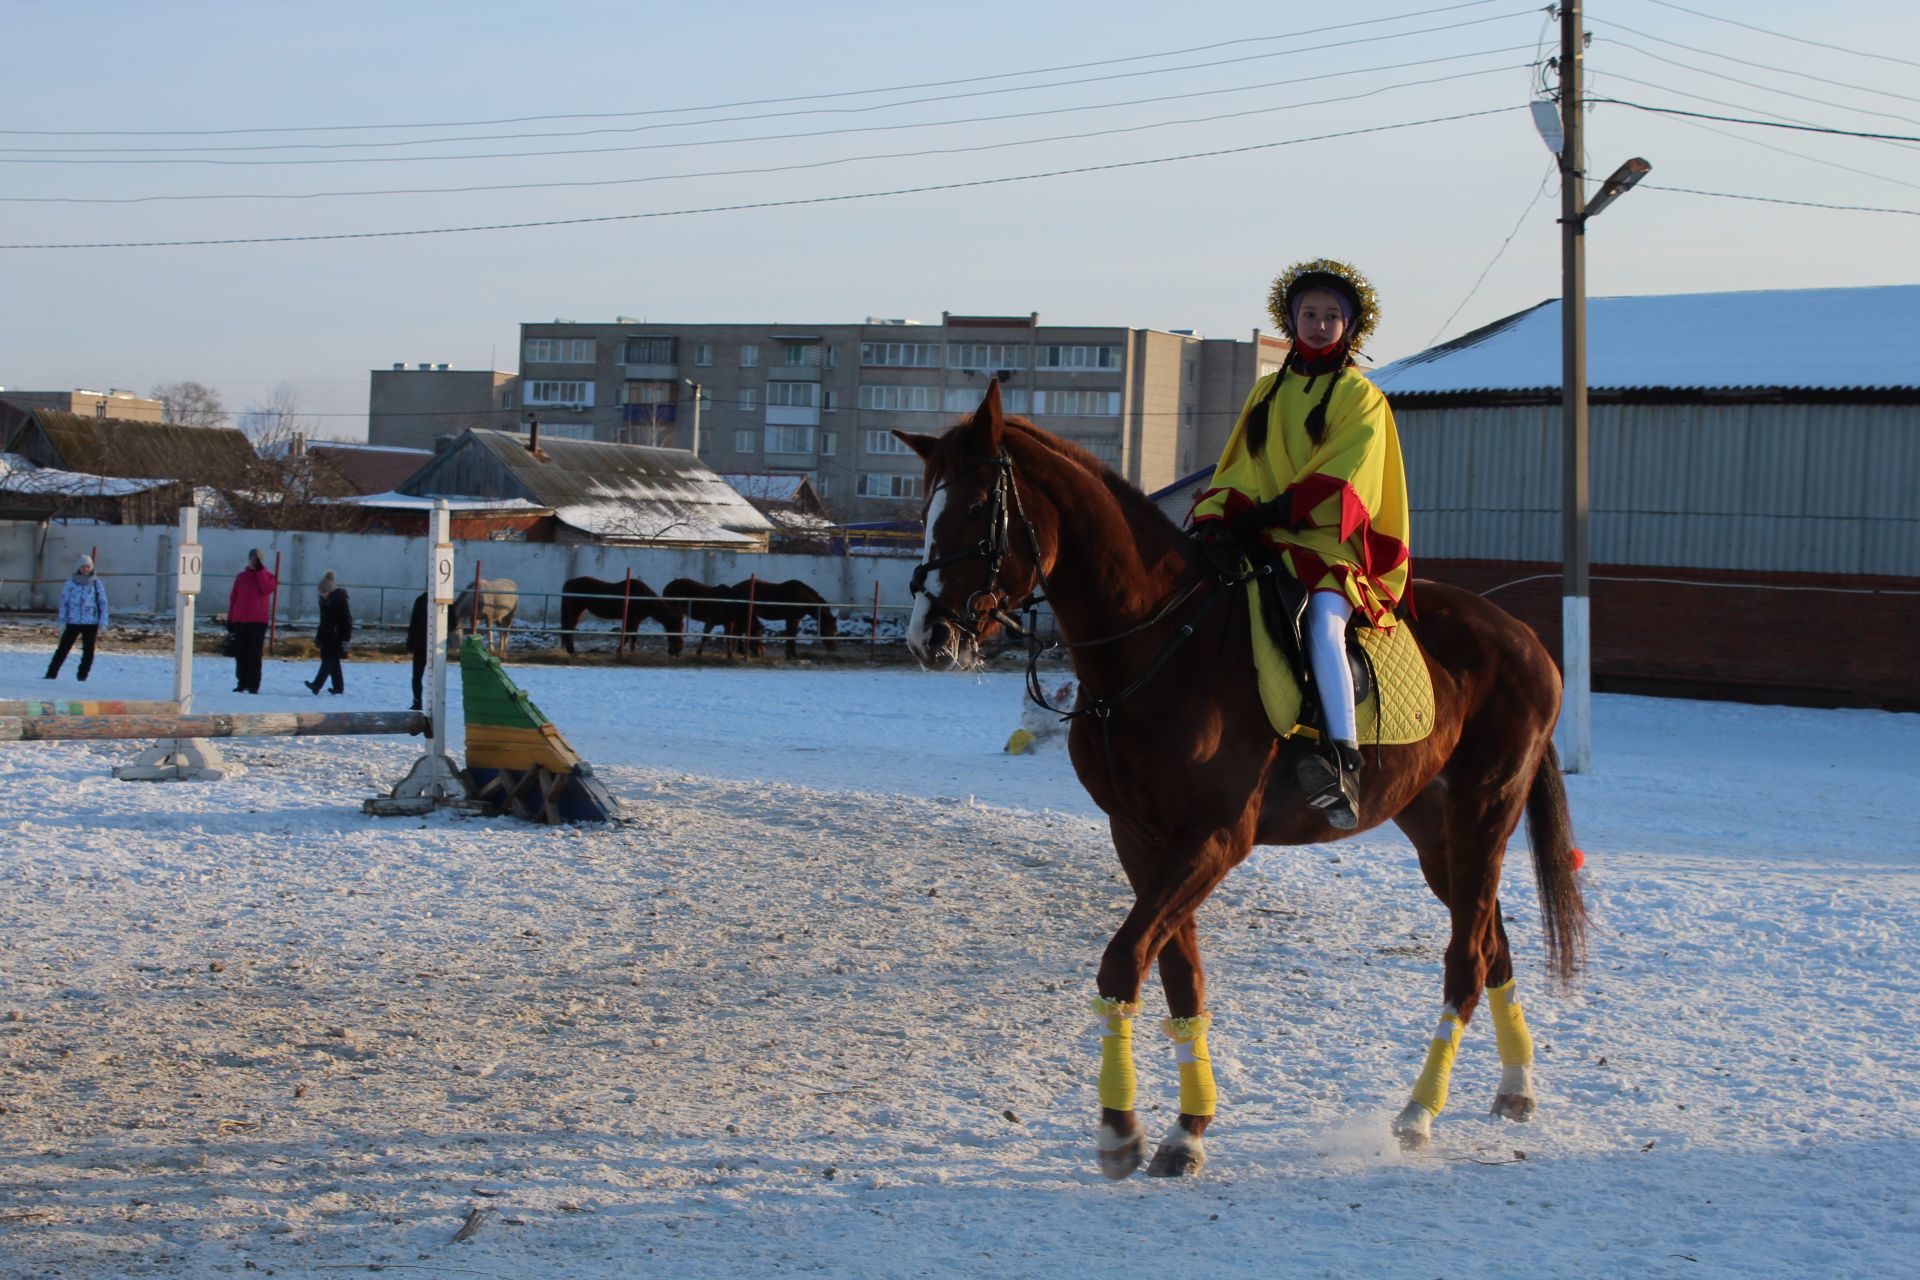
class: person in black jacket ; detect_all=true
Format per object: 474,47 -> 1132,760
304,570 -> 353,695
406,591 -> 429,711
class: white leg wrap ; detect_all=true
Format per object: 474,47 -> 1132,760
1497,1064 -> 1535,1100
1391,1100 -> 1435,1148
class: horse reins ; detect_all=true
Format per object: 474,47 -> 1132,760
910,448 -> 1249,767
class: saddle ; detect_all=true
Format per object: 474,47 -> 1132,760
1238,554 -> 1435,747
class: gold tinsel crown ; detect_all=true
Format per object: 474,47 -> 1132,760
1266,258 -> 1380,348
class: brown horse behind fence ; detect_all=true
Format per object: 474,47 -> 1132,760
665,577 -> 757,656
897,383 -> 1587,1180
560,575 -> 686,657
734,578 -> 840,659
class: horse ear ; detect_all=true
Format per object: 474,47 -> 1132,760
891,430 -> 939,460
972,378 -> 1006,452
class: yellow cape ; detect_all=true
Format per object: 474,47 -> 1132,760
1190,366 -> 1412,627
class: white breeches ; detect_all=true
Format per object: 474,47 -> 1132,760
1305,589 -> 1358,746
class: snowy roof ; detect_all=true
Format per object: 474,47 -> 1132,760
401,429 -> 773,548
723,473 -> 808,502
1371,285 -> 1920,396
344,491 -> 548,513
0,453 -> 176,497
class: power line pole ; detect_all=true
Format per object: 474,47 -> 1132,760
1558,0 -> 1592,774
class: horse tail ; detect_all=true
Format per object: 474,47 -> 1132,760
1524,740 -> 1588,988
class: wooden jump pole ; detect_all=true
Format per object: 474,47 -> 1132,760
1,699 -> 181,718
269,550 -> 282,654
116,505 -> 228,781
8,710 -> 426,744
620,567 -> 634,658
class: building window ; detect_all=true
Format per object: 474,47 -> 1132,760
738,388 -> 759,412
783,343 -> 821,367
524,337 -> 594,364
865,430 -> 916,455
524,380 -> 594,406
765,425 -> 815,454
819,432 -> 836,456
1058,432 -> 1121,465
698,387 -> 714,410
1035,344 -> 1120,370
1185,360 -> 1195,385
621,336 -> 676,364
693,343 -> 713,367
823,389 -> 838,412
859,341 -> 941,368
825,346 -> 839,370
734,429 -> 757,453
766,382 -> 819,409
816,475 -> 831,497
740,345 -> 760,368
538,420 -> 593,440
859,383 -> 942,413
619,380 -> 676,406
942,386 -> 1029,414
857,472 -> 924,499
947,343 -> 1029,371
1034,389 -> 1120,417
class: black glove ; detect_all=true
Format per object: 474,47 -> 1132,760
1226,494 -> 1300,538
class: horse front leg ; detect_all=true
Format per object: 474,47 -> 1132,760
1144,918 -> 1215,1178
1094,824 -> 1238,1181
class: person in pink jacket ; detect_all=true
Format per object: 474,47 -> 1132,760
227,548 -> 277,693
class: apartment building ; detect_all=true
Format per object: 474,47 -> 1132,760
367,363 -> 520,450
512,313 -> 1286,518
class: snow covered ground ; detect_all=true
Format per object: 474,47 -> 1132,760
1,639 -> 1916,1279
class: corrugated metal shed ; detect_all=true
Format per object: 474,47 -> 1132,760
401,429 -> 772,548
1374,285 -> 1920,396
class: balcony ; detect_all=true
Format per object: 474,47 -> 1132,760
623,363 -> 678,380
623,404 -> 678,426
766,404 -> 820,427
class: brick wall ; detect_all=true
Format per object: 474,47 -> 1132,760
1417,559 -> 1920,711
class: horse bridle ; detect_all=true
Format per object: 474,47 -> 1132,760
908,451 -> 1048,644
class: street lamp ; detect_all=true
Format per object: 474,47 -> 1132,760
1543,0 -> 1650,774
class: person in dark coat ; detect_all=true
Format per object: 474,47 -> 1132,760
405,591 -> 429,711
304,570 -> 352,695
45,554 -> 109,682
227,548 -> 276,694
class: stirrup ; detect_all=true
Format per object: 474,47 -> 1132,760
1296,744 -> 1362,830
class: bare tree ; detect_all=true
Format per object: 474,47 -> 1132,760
237,381 -> 309,448
150,380 -> 228,427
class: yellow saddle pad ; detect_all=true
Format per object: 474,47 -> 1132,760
1246,580 -> 1436,746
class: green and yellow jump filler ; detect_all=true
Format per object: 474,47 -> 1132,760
459,637 -> 618,823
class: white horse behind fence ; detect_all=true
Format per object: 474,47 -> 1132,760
450,578 -> 519,655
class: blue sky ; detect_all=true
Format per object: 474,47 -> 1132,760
4,0 -> 1916,438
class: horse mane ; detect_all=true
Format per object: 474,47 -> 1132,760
1001,417 -> 1187,542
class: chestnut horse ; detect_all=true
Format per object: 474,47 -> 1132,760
734,578 -> 841,659
897,383 -> 1586,1180
559,575 -> 686,657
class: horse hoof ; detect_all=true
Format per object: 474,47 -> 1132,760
1391,1101 -> 1434,1151
1097,1124 -> 1148,1181
1146,1126 -> 1207,1178
1491,1092 -> 1537,1122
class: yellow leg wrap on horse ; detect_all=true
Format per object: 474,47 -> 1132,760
1163,1014 -> 1217,1117
1487,979 -> 1534,1069
1409,1013 -> 1465,1116
1092,996 -> 1142,1112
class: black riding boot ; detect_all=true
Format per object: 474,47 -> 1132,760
1297,741 -> 1363,831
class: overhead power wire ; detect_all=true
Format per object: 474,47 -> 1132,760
1426,158 -> 1557,348
0,106 -> 1524,250
1590,96 -> 1920,145
1636,103 -> 1920,195
0,0 -> 1516,138
1640,182 -> 1920,217
1638,0 -> 1920,72
1589,16 -> 1920,106
1,20 -> 1539,164
1593,36 -> 1920,131
0,58 -> 1532,205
